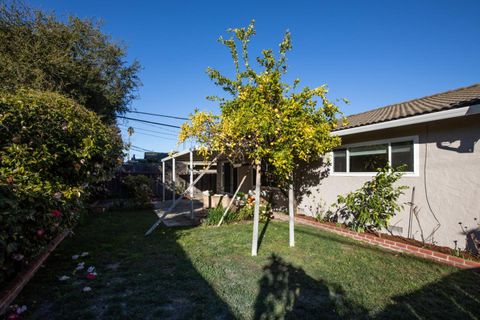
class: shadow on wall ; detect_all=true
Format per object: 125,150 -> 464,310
293,158 -> 330,215
253,254 -> 480,319
436,136 -> 479,153
466,229 -> 480,256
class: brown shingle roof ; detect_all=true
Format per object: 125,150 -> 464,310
336,83 -> 480,130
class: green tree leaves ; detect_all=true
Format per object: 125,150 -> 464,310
0,3 -> 141,123
180,21 -> 344,181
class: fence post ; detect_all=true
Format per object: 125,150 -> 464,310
172,157 -> 176,206
162,161 -> 165,202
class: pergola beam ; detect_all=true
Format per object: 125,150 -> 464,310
162,161 -> 165,202
189,149 -> 194,219
145,154 -> 220,236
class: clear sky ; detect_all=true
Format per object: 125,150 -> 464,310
29,0 -> 480,159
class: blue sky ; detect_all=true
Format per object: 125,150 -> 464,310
29,0 -> 480,158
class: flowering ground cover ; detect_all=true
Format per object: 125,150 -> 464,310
12,210 -> 480,319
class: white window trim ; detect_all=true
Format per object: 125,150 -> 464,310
220,161 -> 225,192
220,161 -> 236,193
330,135 -> 419,177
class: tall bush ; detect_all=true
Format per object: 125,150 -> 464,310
123,175 -> 154,208
331,165 -> 408,232
0,90 -> 123,284
0,3 -> 141,123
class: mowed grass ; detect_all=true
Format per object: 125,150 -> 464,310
14,210 -> 480,319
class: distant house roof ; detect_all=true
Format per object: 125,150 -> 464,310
336,83 -> 480,131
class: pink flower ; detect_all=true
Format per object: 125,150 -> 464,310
51,210 -> 61,218
86,272 -> 97,280
7,313 -> 19,320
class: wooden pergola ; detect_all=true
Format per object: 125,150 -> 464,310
145,148 -> 218,235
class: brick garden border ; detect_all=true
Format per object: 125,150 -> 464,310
0,230 -> 71,316
274,214 -> 480,269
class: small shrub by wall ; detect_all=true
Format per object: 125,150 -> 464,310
330,165 -> 407,232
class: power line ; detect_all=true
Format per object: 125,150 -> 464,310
127,121 -> 179,133
119,124 -> 178,137
117,116 -> 181,129
127,110 -> 188,120
130,144 -> 153,152
128,131 -> 178,141
126,123 -> 179,134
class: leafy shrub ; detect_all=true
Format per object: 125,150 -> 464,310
203,206 -> 227,226
0,90 -> 123,285
203,197 -> 271,226
236,205 -> 254,221
123,175 -> 153,208
330,165 -> 408,232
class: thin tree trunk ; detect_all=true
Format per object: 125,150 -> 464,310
251,162 -> 261,256
289,177 -> 295,247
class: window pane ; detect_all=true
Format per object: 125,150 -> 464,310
350,144 -> 388,172
223,163 -> 231,193
333,149 -> 347,172
391,141 -> 414,172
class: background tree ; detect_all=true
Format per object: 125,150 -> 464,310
0,2 -> 141,123
127,126 -> 135,160
179,21 -> 344,255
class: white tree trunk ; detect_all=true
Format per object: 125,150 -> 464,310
289,180 -> 295,247
251,162 -> 261,256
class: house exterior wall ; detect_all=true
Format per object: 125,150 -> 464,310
216,161 -> 254,194
297,114 -> 480,250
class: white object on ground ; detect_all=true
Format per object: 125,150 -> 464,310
17,305 -> 27,314
58,275 -> 70,281
75,262 -> 85,271
82,287 -> 92,292
72,255 -> 80,260
81,252 -> 89,257
87,266 -> 95,273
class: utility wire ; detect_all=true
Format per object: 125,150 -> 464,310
119,120 -> 180,133
117,116 -> 181,129
125,121 -> 179,133
119,124 -> 178,137
128,131 -> 178,141
127,110 -> 188,120
130,144 -> 154,152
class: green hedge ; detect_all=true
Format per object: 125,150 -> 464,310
123,175 -> 154,208
0,90 -> 123,285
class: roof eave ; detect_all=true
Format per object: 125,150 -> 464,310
333,104 -> 480,137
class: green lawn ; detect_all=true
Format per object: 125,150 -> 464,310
14,210 -> 480,319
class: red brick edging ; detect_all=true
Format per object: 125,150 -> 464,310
0,230 -> 71,315
274,214 -> 480,270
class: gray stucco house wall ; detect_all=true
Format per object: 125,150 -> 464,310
298,84 -> 480,250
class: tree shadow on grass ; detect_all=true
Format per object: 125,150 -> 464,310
257,218 -> 271,253
253,246 -> 480,319
253,254 -> 367,319
14,210 -> 234,320
375,268 -> 480,320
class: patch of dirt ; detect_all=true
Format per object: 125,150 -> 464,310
157,297 -> 193,319
105,262 -> 121,271
339,244 -> 354,252
106,277 -> 126,285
